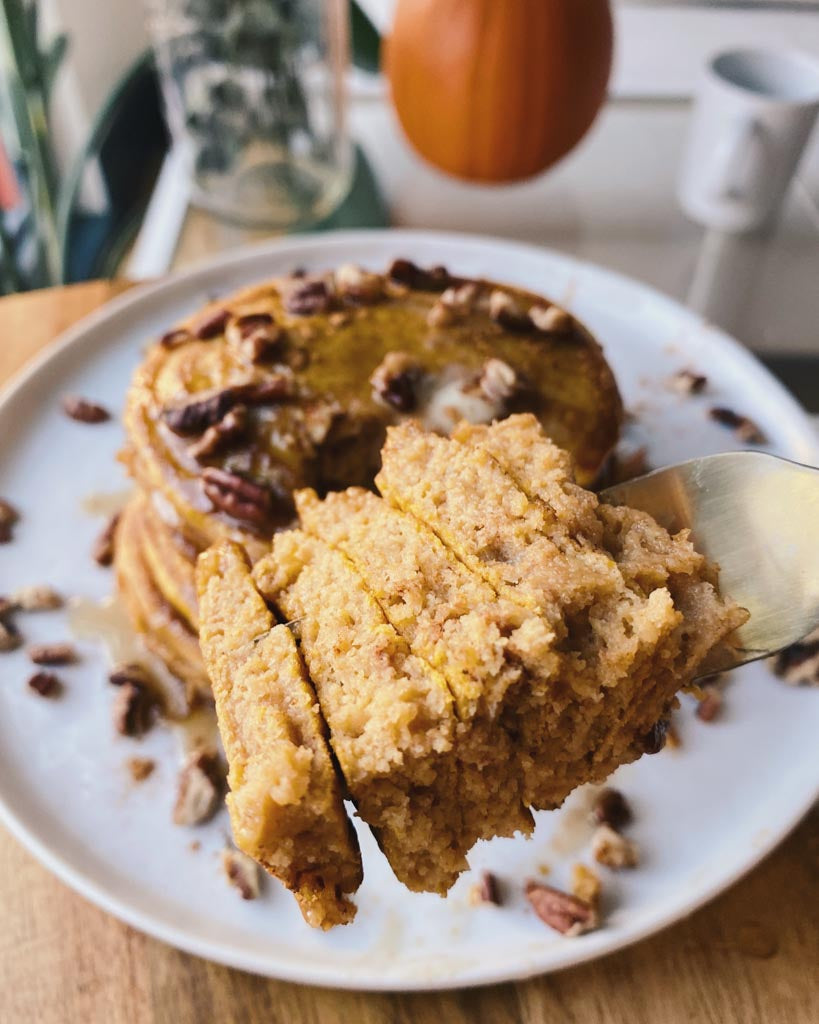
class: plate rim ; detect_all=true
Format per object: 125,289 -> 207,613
1,227 -> 817,991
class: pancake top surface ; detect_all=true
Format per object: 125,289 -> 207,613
126,260 -> 622,537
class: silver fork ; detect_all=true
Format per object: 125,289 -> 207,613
600,451 -> 819,673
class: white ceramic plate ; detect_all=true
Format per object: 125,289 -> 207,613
1,230 -> 817,991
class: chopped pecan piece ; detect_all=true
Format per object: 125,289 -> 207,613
108,662 -> 155,688
387,258 -> 452,291
570,863 -> 602,909
771,631 -> 819,686
441,282 -> 480,313
709,407 -> 767,444
529,303 -> 572,334
670,369 -> 707,394
0,497 -> 18,542
426,299 -> 457,328
28,642 -> 77,666
226,313 -> 285,363
162,387 -> 242,436
201,467 -> 272,524
591,825 -> 640,869
696,689 -> 723,722
188,406 -> 249,461
0,619 -> 22,652
127,757 -> 155,782
592,788 -> 633,831
525,881 -> 598,936
370,351 -> 422,412
479,358 -> 518,404
12,584 -> 63,611
173,750 -> 224,826
93,512 -> 120,567
159,328 -> 193,349
641,717 -> 669,754
112,681 -> 156,737
0,597 -> 14,619
62,396 -> 110,424
28,671 -> 61,697
191,306 -> 230,339
469,869 -> 501,905
335,263 -> 384,304
221,847 -> 261,900
284,278 -> 335,315
488,289 -> 530,332
244,373 -> 295,404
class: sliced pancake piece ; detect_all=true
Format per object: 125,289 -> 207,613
253,532 -> 532,893
375,421 -> 621,633
294,486 -> 557,719
196,541 -> 362,929
376,419 -> 746,808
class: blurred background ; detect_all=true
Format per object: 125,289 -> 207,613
1,0 -> 818,402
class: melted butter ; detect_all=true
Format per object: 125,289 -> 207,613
80,488 -> 133,517
544,785 -> 600,858
68,595 -> 190,719
173,703 -> 221,755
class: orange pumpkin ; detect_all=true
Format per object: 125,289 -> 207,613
386,0 -> 613,184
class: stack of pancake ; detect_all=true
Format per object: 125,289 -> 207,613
116,259 -> 624,706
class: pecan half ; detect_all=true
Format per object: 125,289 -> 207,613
188,406 -> 248,461
591,824 -> 640,869
28,671 -> 61,697
93,512 -> 120,567
12,584 -> 62,611
173,750 -> 224,826
28,642 -> 77,666
226,313 -> 285,363
202,467 -> 272,524
387,258 -> 452,292
284,278 -> 335,316
221,847 -> 261,899
525,881 -> 598,936
709,407 -> 767,444
370,351 -> 422,412
191,306 -> 230,339
62,396 -> 110,423
335,263 -> 384,305
592,788 -> 633,831
488,290 -> 531,332
162,387 -> 242,436
112,681 -> 156,737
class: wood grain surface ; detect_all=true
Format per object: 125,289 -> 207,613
0,282 -> 816,1024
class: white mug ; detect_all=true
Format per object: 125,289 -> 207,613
678,48 -> 819,233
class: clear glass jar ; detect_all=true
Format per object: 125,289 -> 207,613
147,0 -> 352,230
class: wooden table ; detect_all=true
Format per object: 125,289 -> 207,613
1,282 -> 816,1024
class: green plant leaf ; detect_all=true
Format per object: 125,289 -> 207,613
350,0 -> 380,75
42,33 -> 68,100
